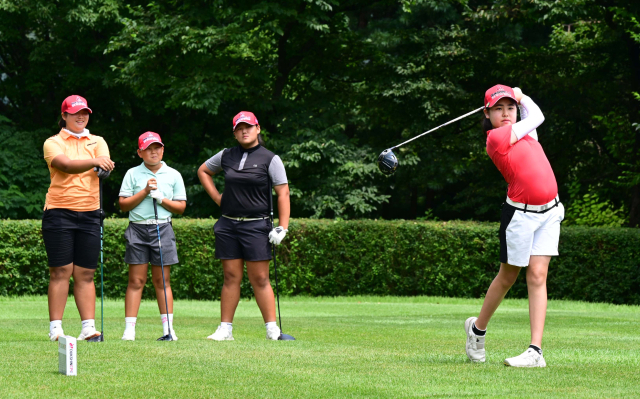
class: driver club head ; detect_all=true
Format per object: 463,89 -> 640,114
278,333 -> 296,341
157,334 -> 174,341
87,333 -> 104,342
377,148 -> 398,175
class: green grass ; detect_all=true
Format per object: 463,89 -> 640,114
0,296 -> 638,398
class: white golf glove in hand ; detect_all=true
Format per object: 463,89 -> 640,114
93,167 -> 111,179
268,226 -> 288,245
149,189 -> 164,204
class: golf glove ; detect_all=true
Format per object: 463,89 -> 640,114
93,167 -> 111,179
150,189 -> 164,204
268,226 -> 288,245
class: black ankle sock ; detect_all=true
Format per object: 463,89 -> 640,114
472,322 -> 486,336
529,344 -> 542,355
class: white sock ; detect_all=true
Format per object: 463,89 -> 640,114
161,314 -> 174,334
50,320 -> 62,333
81,319 -> 95,331
221,322 -> 233,332
125,317 -> 137,332
265,321 -> 278,330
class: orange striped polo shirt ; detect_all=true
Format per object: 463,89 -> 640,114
43,130 -> 110,212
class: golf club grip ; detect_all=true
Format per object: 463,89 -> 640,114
153,198 -> 159,221
99,178 -> 103,216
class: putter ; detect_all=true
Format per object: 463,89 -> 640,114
88,173 -> 105,342
153,198 -> 174,341
377,106 -> 485,175
269,181 -> 295,341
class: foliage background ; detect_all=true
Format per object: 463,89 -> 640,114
1,219 -> 638,304
0,0 -> 639,226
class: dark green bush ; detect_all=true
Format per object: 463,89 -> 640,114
0,219 -> 638,304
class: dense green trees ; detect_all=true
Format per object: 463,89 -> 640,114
1,0 -> 638,225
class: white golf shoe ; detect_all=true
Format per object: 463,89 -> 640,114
465,317 -> 485,362
77,327 -> 101,341
504,348 -> 546,368
207,325 -> 234,341
266,324 -> 281,341
121,329 -> 136,341
49,326 -> 64,342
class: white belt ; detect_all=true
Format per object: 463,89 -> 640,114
506,196 -> 559,213
132,217 -> 171,225
222,215 -> 269,222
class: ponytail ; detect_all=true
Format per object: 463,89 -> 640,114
482,116 -> 493,135
258,133 -> 266,147
58,113 -> 67,129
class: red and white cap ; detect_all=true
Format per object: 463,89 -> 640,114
232,111 -> 259,131
61,95 -> 92,114
484,85 -> 517,108
138,132 -> 164,150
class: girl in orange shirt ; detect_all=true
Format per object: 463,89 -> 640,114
43,95 -> 115,342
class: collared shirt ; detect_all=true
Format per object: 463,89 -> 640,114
43,129 -> 110,212
204,144 -> 287,218
119,161 -> 187,222
486,125 -> 558,205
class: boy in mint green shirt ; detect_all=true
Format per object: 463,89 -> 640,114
118,132 -> 186,341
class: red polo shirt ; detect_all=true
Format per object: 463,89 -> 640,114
486,125 -> 557,205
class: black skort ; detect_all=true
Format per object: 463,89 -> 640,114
214,217 -> 272,261
42,208 -> 101,269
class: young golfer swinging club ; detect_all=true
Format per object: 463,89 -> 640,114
118,132 -> 187,341
197,111 -> 290,341
465,85 -> 564,367
43,95 -> 114,342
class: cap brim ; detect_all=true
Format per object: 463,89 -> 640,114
140,140 -> 164,150
487,95 -> 517,108
233,121 -> 258,131
66,106 -> 93,114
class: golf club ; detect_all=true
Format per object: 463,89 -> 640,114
153,198 -> 174,341
269,181 -> 295,341
88,172 -> 105,342
377,106 -> 485,175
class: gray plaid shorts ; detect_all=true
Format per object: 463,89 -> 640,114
124,222 -> 179,266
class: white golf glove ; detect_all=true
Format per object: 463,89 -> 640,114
149,189 -> 164,204
268,226 -> 288,245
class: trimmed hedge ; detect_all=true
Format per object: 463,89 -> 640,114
0,219 -> 638,304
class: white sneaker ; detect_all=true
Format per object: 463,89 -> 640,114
77,327 -> 101,341
121,329 -> 136,341
465,317 -> 485,362
266,324 -> 281,340
207,325 -> 234,341
49,326 -> 64,342
504,348 -> 546,368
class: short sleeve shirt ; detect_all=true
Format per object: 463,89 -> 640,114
204,144 -> 287,218
486,125 -> 558,205
43,129 -> 110,212
119,162 -> 187,222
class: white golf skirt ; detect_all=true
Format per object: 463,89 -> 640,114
499,199 -> 565,267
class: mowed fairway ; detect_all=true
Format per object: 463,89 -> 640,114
0,296 -> 638,398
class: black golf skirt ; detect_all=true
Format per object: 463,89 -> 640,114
42,208 -> 101,269
214,217 -> 272,261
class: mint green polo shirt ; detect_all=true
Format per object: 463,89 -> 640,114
118,162 -> 187,222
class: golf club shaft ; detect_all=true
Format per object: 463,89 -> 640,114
391,106 -> 484,150
153,199 -> 172,338
268,181 -> 283,331
99,178 -> 104,334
